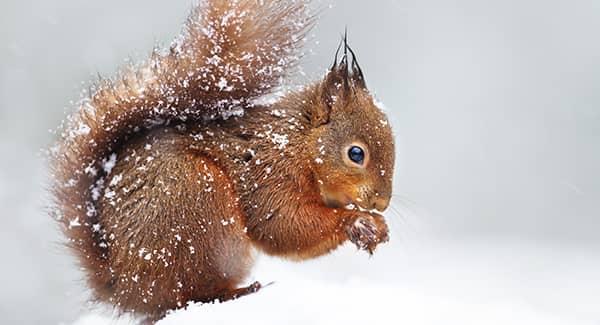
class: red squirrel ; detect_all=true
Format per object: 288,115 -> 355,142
50,0 -> 395,321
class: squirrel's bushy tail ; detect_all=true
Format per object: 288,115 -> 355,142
50,0 -> 313,300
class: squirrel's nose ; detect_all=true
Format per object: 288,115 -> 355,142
371,193 -> 390,212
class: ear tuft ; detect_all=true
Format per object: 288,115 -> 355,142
309,31 -> 367,127
329,30 -> 367,92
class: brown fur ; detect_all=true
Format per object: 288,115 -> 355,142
50,0 -> 394,322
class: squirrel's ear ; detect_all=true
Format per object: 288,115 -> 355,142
311,69 -> 343,127
322,69 -> 344,106
309,34 -> 368,127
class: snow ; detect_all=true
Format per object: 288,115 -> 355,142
217,77 -> 233,92
70,122 -> 91,137
270,133 -> 289,150
71,238 -> 600,325
102,153 -> 118,175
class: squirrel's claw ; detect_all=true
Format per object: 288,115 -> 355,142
214,281 -> 264,303
347,214 -> 389,254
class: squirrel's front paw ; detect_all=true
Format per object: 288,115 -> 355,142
346,213 -> 389,254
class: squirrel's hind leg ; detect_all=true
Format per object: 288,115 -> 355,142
97,131 -> 255,319
212,281 -> 263,303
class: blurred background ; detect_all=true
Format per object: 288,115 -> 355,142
1,0 -> 599,324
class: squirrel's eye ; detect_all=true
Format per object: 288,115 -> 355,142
348,146 -> 365,165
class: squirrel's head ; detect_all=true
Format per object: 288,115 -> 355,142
306,37 -> 395,212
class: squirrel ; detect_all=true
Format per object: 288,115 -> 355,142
50,0 -> 395,322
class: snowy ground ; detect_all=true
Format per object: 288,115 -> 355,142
73,238 -> 600,325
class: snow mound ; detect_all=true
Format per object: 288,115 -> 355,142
72,240 -> 600,325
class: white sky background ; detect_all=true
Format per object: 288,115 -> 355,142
0,0 -> 599,324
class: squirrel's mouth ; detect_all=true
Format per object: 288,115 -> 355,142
343,202 -> 383,214
321,191 -> 384,213
320,182 -> 388,213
